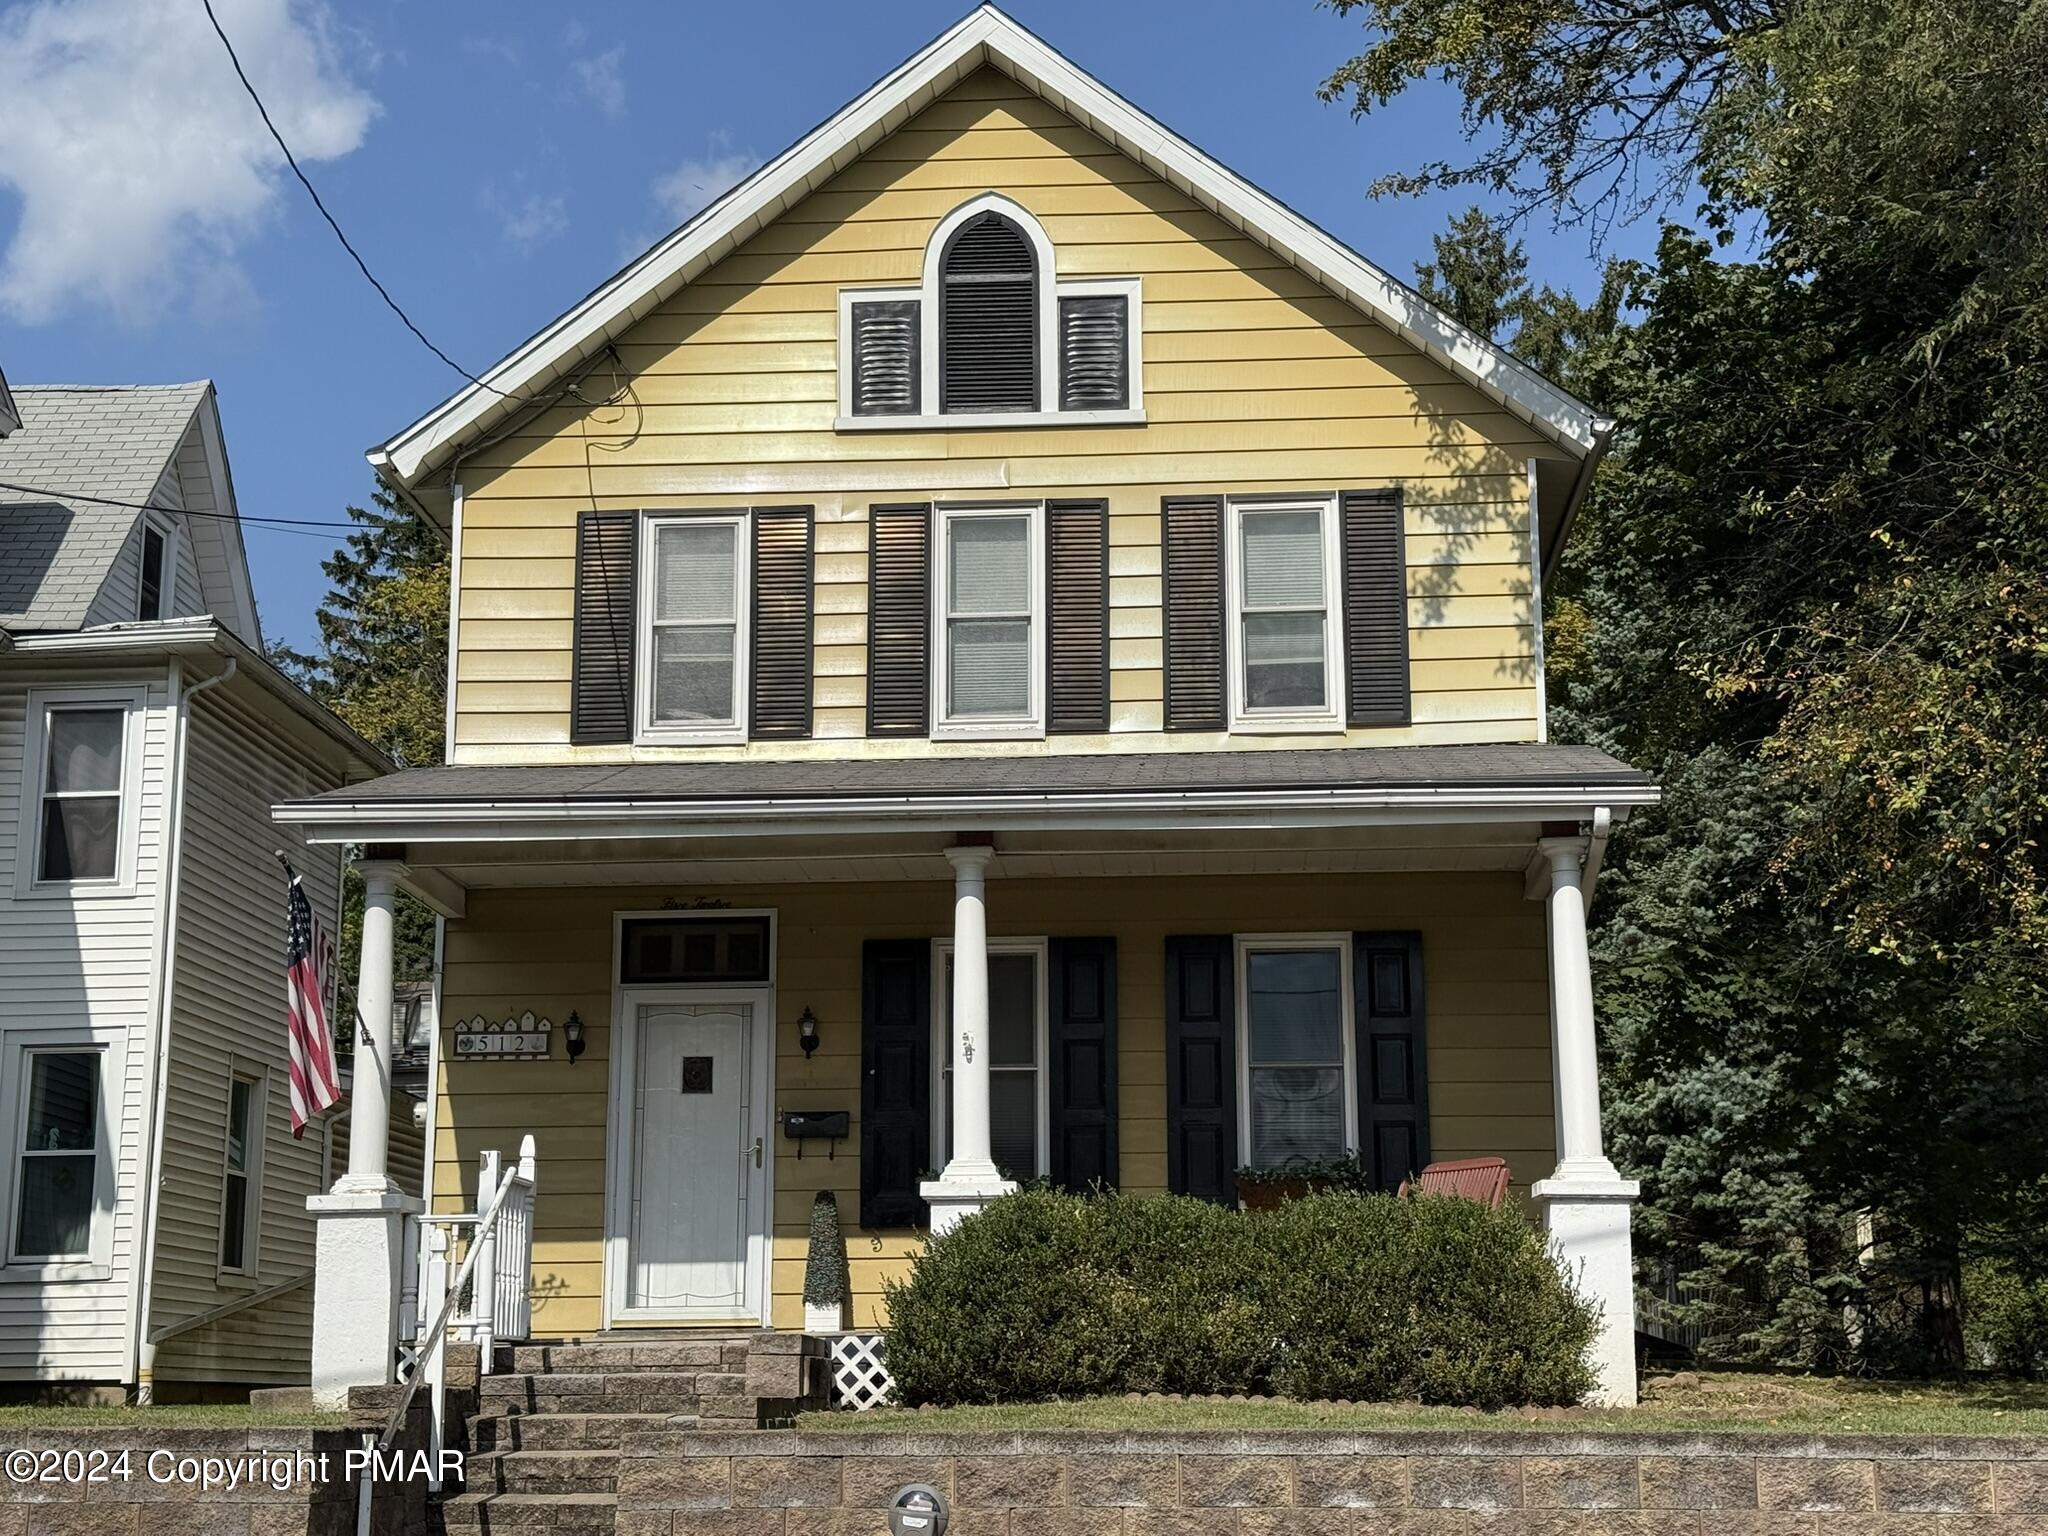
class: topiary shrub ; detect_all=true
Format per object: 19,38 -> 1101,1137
880,1187 -> 1597,1408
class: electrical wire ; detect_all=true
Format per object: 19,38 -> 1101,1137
200,0 -> 546,406
0,479 -> 383,531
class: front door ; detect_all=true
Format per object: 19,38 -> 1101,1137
609,990 -> 771,1323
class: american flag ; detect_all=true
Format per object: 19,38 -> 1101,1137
284,864 -> 343,1137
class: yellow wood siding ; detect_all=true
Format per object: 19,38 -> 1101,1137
450,69 -> 1548,763
432,871 -> 1550,1336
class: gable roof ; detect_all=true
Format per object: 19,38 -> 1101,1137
0,366 -> 18,438
0,383 -> 260,640
369,4 -> 1611,502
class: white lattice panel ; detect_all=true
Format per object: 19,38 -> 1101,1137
828,1332 -> 894,1410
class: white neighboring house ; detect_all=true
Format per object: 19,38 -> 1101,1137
0,382 -> 413,1401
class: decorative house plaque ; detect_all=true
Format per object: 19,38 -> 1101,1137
454,1011 -> 553,1059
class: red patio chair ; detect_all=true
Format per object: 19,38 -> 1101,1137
1397,1156 -> 1511,1210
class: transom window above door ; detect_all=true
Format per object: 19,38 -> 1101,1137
638,513 -> 749,744
1236,937 -> 1357,1168
934,503 -> 1044,738
837,194 -> 1143,430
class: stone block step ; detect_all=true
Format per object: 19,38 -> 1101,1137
475,1369 -> 746,1415
469,1412 -> 688,1451
495,1339 -> 751,1375
473,1448 -> 620,1496
438,1490 -> 615,1533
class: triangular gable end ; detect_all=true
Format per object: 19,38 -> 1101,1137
370,6 -> 1610,535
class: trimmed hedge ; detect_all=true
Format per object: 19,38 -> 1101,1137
881,1188 -> 1596,1408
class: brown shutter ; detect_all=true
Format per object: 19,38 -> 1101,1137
866,503 -> 931,737
749,506 -> 813,740
1046,499 -> 1109,734
571,510 -> 637,744
851,299 -> 919,417
1341,487 -> 1411,726
1162,495 -> 1226,731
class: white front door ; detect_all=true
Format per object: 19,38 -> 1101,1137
610,991 -> 771,1322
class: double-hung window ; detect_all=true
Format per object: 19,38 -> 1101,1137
219,1067 -> 266,1276
932,940 -> 1049,1180
639,512 -> 749,743
933,503 -> 1043,738
1227,496 -> 1344,731
8,1044 -> 110,1268
21,690 -> 138,894
1236,936 -> 1357,1168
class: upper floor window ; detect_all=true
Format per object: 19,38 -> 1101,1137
933,502 -> 1044,739
1227,495 -> 1344,733
838,195 -> 1142,430
637,512 -> 749,745
137,516 -> 175,622
19,689 -> 139,895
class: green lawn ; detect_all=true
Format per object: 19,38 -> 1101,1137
0,1403 -> 347,1430
800,1371 -> 2048,1437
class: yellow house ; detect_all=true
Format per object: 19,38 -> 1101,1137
276,7 -> 1655,1408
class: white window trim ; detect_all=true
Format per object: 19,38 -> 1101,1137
137,513 -> 178,623
216,1060 -> 268,1282
930,500 -> 1046,741
635,510 -> 751,746
1225,494 -> 1347,735
1234,934 -> 1359,1169
835,194 -> 1145,430
14,685 -> 146,899
0,1031 -> 119,1281
930,936 -> 1051,1181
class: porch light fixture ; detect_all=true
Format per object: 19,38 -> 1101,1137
562,1011 -> 586,1066
798,1007 -> 820,1058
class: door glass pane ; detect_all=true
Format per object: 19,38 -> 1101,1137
652,626 -> 737,723
1248,1066 -> 1344,1166
17,1156 -> 95,1258
46,709 -> 123,793
949,516 -> 1028,614
26,1054 -> 97,1151
654,522 -> 737,623
1246,950 -> 1343,1061
1241,511 -> 1324,608
990,1071 -> 1038,1177
949,619 -> 1028,716
1244,613 -> 1326,710
41,798 -> 118,882
987,953 -> 1036,1065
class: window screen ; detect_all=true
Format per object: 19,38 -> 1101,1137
648,519 -> 740,727
14,1051 -> 99,1260
1243,948 -> 1347,1167
944,513 -> 1031,720
1239,509 -> 1330,712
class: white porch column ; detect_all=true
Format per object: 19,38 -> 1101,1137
920,844 -> 1016,1234
308,859 -> 421,1408
1529,836 -> 1641,1406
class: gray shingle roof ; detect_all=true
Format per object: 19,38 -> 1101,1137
0,383 -> 210,631
289,743 -> 1654,808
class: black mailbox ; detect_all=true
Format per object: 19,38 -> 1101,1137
782,1110 -> 850,1140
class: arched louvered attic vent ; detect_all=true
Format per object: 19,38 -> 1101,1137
940,211 -> 1037,413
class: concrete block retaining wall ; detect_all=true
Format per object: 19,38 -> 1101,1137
615,1428 -> 2048,1535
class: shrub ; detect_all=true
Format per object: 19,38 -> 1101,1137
881,1187 -> 1596,1408
1965,1260 -> 2048,1377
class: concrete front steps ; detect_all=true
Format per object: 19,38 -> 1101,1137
432,1331 -> 828,1534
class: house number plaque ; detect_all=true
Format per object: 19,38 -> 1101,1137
454,1012 -> 554,1059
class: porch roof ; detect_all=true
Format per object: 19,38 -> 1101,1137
273,743 -> 1655,844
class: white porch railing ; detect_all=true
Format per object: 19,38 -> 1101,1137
387,1135 -> 537,1488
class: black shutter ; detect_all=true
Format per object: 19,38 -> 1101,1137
1046,499 -> 1109,734
861,938 -> 932,1229
749,506 -> 813,740
570,510 -> 637,744
1058,295 -> 1129,411
1049,937 -> 1118,1192
1354,931 -> 1429,1192
866,504 -> 931,737
1341,487 -> 1411,727
940,212 -> 1036,413
1162,496 -> 1226,731
1165,935 -> 1237,1203
851,299 -> 920,417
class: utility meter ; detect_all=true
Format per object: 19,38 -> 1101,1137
887,1483 -> 948,1536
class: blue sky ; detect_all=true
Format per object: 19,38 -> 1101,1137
0,0 -> 1664,652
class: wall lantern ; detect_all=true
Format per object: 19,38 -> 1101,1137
798,1006 -> 820,1058
562,1011 -> 586,1066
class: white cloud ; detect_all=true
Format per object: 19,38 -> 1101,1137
651,135 -> 763,225
0,0 -> 377,324
574,46 -> 626,119
497,191 -> 568,249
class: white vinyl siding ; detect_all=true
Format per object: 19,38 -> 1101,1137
932,503 -> 1045,739
637,513 -> 749,745
1227,496 -> 1344,733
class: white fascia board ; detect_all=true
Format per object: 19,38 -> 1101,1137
369,6 -> 1607,491
272,783 -> 1657,845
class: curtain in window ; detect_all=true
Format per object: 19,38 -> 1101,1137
40,708 -> 122,882
1240,510 -> 1328,711
1244,949 -> 1346,1167
17,1052 -> 97,1258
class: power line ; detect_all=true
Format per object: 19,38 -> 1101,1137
200,0 -> 543,406
0,479 -> 380,531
